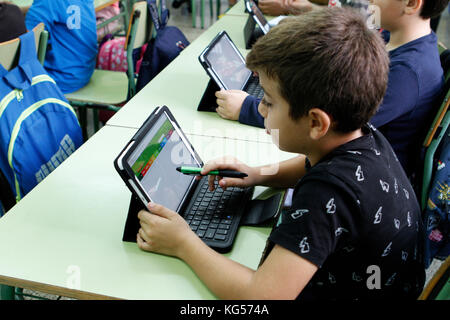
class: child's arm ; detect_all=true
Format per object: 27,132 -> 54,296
137,203 -> 317,299
201,155 -> 307,190
215,91 -> 265,128
215,90 -> 249,121
238,95 -> 265,128
258,0 -> 290,16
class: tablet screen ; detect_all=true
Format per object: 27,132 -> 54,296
246,0 -> 269,33
127,113 -> 200,211
206,34 -> 252,90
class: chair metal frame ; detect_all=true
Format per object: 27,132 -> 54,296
66,1 -> 152,139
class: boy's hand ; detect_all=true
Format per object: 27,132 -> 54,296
258,0 -> 289,16
215,90 -> 249,121
137,203 -> 197,258
284,0 -> 314,14
199,156 -> 261,191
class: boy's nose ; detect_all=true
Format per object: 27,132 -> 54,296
258,101 -> 268,118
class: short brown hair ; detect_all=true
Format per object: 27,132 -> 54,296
420,0 -> 449,19
246,7 -> 389,133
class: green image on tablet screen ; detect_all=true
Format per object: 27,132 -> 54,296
131,119 -> 174,180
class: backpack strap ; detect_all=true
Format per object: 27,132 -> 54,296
159,0 -> 169,28
147,0 -> 161,31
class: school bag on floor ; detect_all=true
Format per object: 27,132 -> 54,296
0,30 -> 83,203
135,0 -> 189,92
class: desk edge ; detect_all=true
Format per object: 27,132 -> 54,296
0,275 -> 121,300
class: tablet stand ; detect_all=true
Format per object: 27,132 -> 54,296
243,15 -> 265,50
197,78 -> 221,112
122,190 -> 285,242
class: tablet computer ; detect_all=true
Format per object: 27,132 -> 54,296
114,106 -> 255,252
244,0 -> 270,34
114,106 -> 202,212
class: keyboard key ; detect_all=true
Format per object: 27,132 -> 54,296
220,219 -> 232,225
205,229 -> 216,239
191,220 -> 200,226
199,224 -> 208,230
190,225 -> 198,231
218,224 -> 230,230
216,229 -> 228,235
214,234 -> 226,241
209,223 -> 218,229
196,230 -> 205,238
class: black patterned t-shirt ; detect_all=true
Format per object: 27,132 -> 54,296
266,125 -> 425,300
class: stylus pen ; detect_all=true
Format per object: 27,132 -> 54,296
176,166 -> 248,178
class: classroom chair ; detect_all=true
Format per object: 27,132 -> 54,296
420,49 -> 450,210
191,0 -> 221,28
418,256 -> 450,300
65,0 -> 153,140
0,23 -> 48,71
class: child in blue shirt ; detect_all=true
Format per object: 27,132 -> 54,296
25,0 -> 97,94
217,0 -> 447,177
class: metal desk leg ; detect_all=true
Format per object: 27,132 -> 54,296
0,285 -> 15,300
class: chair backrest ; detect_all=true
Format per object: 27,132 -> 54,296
125,1 -> 153,51
123,0 -> 156,98
420,50 -> 450,209
418,256 -> 450,300
0,23 -> 47,71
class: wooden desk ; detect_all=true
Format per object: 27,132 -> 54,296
0,125 -> 294,299
106,14 -> 272,143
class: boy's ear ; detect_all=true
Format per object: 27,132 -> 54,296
404,0 -> 423,15
307,108 -> 331,140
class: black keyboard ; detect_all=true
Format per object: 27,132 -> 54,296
183,178 -> 252,252
245,76 -> 264,99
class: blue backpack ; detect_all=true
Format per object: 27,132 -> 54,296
0,30 -> 83,202
135,0 -> 189,92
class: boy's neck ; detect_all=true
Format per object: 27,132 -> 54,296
386,17 -> 431,51
307,129 -> 364,167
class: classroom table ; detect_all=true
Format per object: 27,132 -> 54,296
225,0 -> 247,16
106,14 -> 272,143
0,125 -> 295,300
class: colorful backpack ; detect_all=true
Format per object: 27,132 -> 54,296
0,30 -> 83,202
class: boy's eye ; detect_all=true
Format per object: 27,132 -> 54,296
261,97 -> 273,107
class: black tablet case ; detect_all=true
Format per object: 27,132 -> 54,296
122,190 -> 284,242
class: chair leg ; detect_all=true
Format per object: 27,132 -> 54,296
0,285 -> 15,300
93,109 -> 100,133
201,0 -> 204,29
192,0 -> 196,28
209,0 -> 213,22
216,0 -> 221,19
77,107 -> 88,141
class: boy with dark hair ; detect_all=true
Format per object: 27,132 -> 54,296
136,8 -> 425,300
218,0 -> 447,177
0,2 -> 27,43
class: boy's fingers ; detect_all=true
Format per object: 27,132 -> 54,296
215,90 -> 227,99
147,202 -> 176,219
137,233 -> 152,251
201,157 -> 240,175
219,177 -> 245,188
